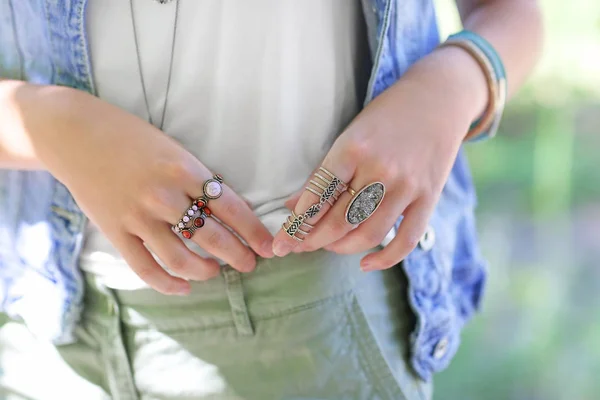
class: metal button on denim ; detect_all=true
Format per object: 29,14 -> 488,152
433,337 -> 449,359
419,225 -> 436,251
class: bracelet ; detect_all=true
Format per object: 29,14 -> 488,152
441,31 -> 507,141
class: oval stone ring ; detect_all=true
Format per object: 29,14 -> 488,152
344,182 -> 386,225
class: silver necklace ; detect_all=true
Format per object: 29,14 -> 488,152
129,0 -> 180,130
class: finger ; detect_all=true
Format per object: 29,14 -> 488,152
296,168 -> 389,252
360,198 -> 435,271
188,215 -> 258,273
142,224 -> 222,281
116,233 -> 191,295
272,148 -> 356,257
283,165 -> 322,211
160,193 -> 259,272
186,179 -> 274,259
284,189 -> 303,211
323,190 -> 409,254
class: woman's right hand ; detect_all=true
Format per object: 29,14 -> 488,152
11,83 -> 274,295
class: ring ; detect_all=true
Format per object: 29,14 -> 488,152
282,210 -> 315,242
281,166 -> 347,241
202,174 -> 224,200
348,187 -> 357,197
344,182 -> 386,225
172,174 -> 223,239
173,207 -> 209,239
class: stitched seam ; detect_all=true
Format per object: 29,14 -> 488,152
350,294 -> 409,400
7,0 -> 24,80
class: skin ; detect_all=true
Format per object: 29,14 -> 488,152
271,0 -> 544,269
0,0 -> 543,292
0,82 -> 274,295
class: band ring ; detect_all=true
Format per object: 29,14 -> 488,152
282,166 -> 347,241
348,187 -> 357,197
344,182 -> 386,225
173,174 -> 223,239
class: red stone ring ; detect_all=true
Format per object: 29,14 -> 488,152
172,174 -> 223,239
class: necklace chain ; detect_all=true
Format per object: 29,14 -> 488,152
130,0 -> 180,130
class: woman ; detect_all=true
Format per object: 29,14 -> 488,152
0,0 -> 542,399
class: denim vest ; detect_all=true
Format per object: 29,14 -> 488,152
0,0 -> 487,381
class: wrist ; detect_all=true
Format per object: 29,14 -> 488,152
403,45 -> 489,137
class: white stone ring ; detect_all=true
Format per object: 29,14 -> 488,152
202,174 -> 224,200
172,174 -> 224,239
344,182 -> 386,225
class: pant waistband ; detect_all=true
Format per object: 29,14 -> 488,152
90,249 -> 372,333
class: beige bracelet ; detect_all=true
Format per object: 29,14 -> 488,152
440,38 -> 500,141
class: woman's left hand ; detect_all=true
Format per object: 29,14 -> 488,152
271,47 -> 487,270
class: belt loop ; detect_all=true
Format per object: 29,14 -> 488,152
222,266 -> 254,336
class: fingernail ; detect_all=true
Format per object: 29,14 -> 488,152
360,261 -> 374,272
273,241 -> 292,257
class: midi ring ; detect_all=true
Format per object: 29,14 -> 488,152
281,166 -> 346,241
344,182 -> 386,225
282,210 -> 315,242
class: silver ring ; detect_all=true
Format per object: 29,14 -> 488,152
281,166 -> 347,241
344,182 -> 386,225
282,210 -> 315,242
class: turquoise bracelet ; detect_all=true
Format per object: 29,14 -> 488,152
446,30 -> 507,141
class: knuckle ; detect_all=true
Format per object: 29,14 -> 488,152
163,160 -> 194,183
364,231 -> 386,248
224,201 -> 243,219
206,230 -> 226,250
143,187 -> 170,210
124,207 -> 150,229
167,252 -> 192,274
328,217 -> 350,236
344,136 -> 371,161
376,163 -> 400,183
400,174 -> 420,194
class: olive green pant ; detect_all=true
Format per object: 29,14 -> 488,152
0,250 -> 432,400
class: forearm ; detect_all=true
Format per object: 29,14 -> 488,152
0,79 -> 80,171
397,0 -> 543,132
0,79 -> 46,170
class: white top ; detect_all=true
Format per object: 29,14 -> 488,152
80,0 -> 373,289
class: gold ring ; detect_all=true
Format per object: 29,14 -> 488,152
345,182 -> 386,225
348,187 -> 357,197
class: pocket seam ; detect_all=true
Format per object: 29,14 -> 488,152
349,293 -> 426,400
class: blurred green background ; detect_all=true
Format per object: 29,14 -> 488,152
434,1 -> 600,399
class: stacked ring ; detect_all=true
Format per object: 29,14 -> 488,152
173,174 -> 224,239
282,166 -> 347,241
